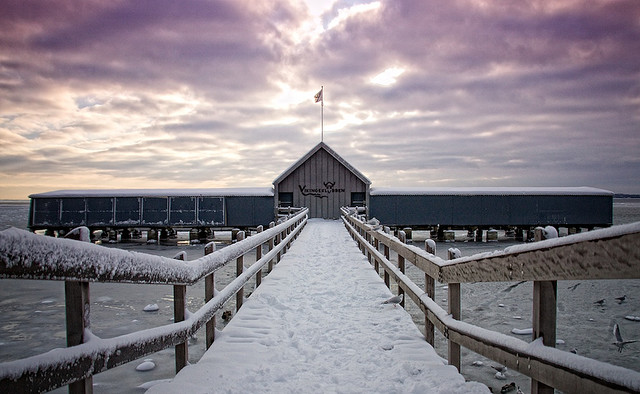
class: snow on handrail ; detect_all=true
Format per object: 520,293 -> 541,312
341,209 -> 640,392
341,207 -> 640,282
0,208 -> 309,285
0,212 -> 308,393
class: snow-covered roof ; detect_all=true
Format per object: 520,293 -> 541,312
370,186 -> 614,196
29,187 -> 274,199
273,142 -> 371,186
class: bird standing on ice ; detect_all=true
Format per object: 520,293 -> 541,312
613,323 -> 638,353
381,294 -> 403,306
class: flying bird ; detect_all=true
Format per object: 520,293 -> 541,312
567,283 -> 581,291
613,323 -> 638,353
615,295 -> 627,304
381,294 -> 403,306
593,299 -> 605,306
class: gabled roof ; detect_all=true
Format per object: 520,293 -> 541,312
273,142 -> 371,185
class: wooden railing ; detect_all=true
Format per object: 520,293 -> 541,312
341,208 -> 640,394
0,208 -> 308,393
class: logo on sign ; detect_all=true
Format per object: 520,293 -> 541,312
298,182 -> 345,199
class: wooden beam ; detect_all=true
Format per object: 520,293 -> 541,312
65,280 -> 92,394
173,252 -> 188,373
204,242 -> 216,349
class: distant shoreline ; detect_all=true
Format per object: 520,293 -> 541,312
614,194 -> 640,198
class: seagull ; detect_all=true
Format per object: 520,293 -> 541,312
593,299 -> 605,306
381,294 -> 403,306
491,365 -> 507,373
567,283 -> 581,291
500,382 -> 516,394
615,295 -> 627,304
613,323 -> 638,353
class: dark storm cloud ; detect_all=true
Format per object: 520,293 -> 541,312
0,0 -> 639,198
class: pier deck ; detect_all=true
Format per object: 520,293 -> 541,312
148,220 -> 488,393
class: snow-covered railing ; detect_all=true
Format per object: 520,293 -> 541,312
341,207 -> 640,394
0,208 -> 308,393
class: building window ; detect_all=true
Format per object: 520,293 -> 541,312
351,192 -> 366,207
279,192 -> 293,207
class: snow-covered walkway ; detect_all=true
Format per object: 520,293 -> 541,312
148,219 -> 489,393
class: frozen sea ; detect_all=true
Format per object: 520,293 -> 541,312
0,199 -> 639,393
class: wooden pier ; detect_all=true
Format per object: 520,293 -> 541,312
1,208 -> 639,393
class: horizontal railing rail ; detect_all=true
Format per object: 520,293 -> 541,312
0,209 -> 308,285
341,208 -> 640,394
0,208 -> 308,393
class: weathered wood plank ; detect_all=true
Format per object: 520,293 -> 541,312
1,213 -> 309,394
341,213 -> 640,393
236,231 -> 245,312
65,280 -> 92,394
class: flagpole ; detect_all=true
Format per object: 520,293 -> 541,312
321,85 -> 324,142
314,86 -> 324,142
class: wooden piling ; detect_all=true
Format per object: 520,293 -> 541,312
531,228 -> 556,394
65,280 -> 92,394
424,240 -> 436,346
204,241 -> 216,349
383,243 -> 390,288
397,231 -> 406,308
236,231 -> 245,312
255,225 -> 263,287
268,222 -> 275,272
173,252 -> 188,373
447,248 -> 461,372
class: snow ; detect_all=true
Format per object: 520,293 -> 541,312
370,186 -> 614,196
0,209 -> 307,284
143,304 -> 160,312
2,213 -> 639,392
511,328 -> 533,335
28,187 -> 274,198
147,220 -> 489,393
136,360 -> 156,371
440,221 -> 640,267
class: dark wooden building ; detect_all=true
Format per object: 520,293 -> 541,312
28,142 -> 614,237
28,188 -> 274,232
273,142 -> 370,219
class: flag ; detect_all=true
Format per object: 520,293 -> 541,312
314,87 -> 323,103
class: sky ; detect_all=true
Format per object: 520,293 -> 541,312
1,0 -> 639,200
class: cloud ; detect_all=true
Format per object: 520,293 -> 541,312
0,0 -> 639,199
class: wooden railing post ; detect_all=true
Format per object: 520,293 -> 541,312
383,243 -> 390,288
65,280 -> 92,394
268,222 -> 275,272
447,248 -> 461,372
173,252 -> 188,373
397,230 -> 406,308
424,239 -> 436,345
236,231 -> 245,312
255,225 -> 263,288
366,231 -> 372,265
532,228 -> 557,394
204,241 -> 216,349
275,232 -> 282,264
373,238 -> 380,273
